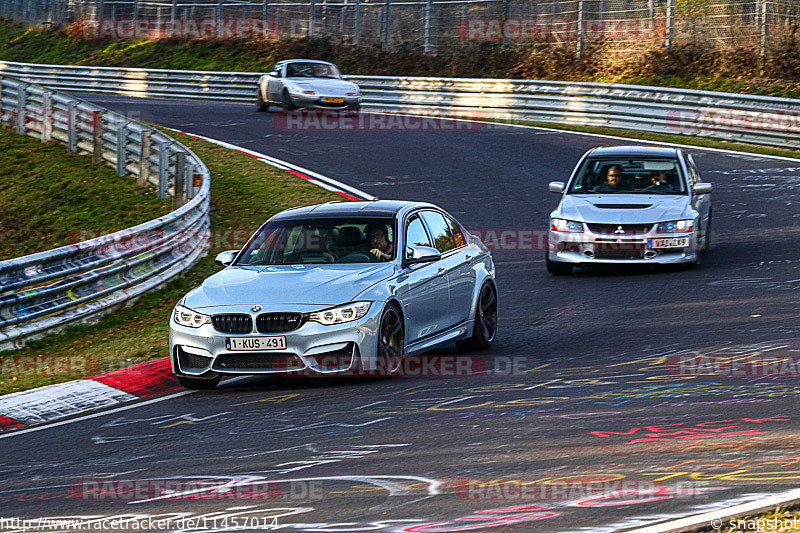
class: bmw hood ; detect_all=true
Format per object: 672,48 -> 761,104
183,263 -> 395,309
554,194 -> 693,223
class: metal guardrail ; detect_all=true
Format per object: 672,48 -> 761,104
1,60 -> 799,148
0,74 -> 211,351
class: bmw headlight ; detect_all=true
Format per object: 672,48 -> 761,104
309,302 -> 371,325
551,218 -> 584,232
656,219 -> 694,233
174,305 -> 211,328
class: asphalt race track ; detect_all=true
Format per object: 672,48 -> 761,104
3,97 -> 800,532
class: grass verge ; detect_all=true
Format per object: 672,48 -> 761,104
0,128 -> 340,395
0,127 -> 171,258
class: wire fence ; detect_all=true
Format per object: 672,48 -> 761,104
1,0 -> 796,56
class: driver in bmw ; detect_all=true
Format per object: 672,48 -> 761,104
367,223 -> 393,261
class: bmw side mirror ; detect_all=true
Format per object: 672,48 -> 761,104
549,181 -> 565,194
405,245 -> 441,265
693,183 -> 712,195
268,71 -> 278,78
215,250 -> 238,267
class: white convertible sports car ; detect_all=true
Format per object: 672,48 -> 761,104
256,59 -> 361,112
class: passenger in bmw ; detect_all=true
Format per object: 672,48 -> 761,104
366,223 -> 394,261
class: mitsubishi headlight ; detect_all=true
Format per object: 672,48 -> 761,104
174,305 -> 211,328
309,302 -> 371,325
551,218 -> 584,232
656,220 -> 694,233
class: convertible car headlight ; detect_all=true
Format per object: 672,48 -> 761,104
657,219 -> 694,233
551,218 -> 584,232
309,302 -> 371,325
174,305 -> 211,328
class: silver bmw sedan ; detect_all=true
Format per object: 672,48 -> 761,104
169,200 -> 497,389
546,146 -> 712,275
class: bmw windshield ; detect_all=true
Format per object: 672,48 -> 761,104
236,217 -> 396,265
567,158 -> 688,195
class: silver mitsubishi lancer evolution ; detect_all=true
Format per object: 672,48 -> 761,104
546,146 -> 712,275
169,200 -> 497,389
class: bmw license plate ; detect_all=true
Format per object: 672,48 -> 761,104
320,97 -> 344,103
649,237 -> 690,248
226,336 -> 286,351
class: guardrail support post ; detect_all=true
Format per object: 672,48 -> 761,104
41,91 -> 53,142
190,169 -> 203,199
423,0 -> 433,52
139,130 -> 151,186
174,152 -> 187,208
66,102 -> 77,153
576,0 -> 585,58
381,0 -> 390,51
116,122 -> 127,175
16,83 -> 26,134
157,140 -> 168,199
309,0 -> 315,36
666,0 -> 674,50
760,0 -> 769,59
353,0 -> 360,45
92,110 -> 103,164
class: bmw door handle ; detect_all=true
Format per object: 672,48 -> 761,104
436,267 -> 446,277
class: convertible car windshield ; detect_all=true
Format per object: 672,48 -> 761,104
285,62 -> 341,79
236,217 -> 396,265
567,157 -> 687,194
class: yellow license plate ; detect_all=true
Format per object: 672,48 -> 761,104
320,97 -> 344,103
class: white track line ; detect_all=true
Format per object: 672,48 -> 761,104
625,488 -> 800,532
167,128 -> 374,201
0,390 -> 193,440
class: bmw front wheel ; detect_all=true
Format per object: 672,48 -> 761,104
377,305 -> 404,376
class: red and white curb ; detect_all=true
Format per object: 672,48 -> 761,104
0,357 -> 176,430
0,131 -> 373,431
169,128 -> 374,202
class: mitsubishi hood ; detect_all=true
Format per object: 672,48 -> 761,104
183,263 -> 395,309
554,194 -> 693,224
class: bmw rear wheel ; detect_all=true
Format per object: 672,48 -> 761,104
456,282 -> 497,351
377,305 -> 404,376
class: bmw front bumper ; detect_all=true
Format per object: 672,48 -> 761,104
169,303 -> 383,377
548,228 -> 699,265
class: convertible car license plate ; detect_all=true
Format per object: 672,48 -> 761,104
226,336 -> 286,351
649,237 -> 690,248
320,97 -> 344,103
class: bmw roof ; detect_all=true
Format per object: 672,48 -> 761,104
272,200 -> 439,220
587,145 -> 681,157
